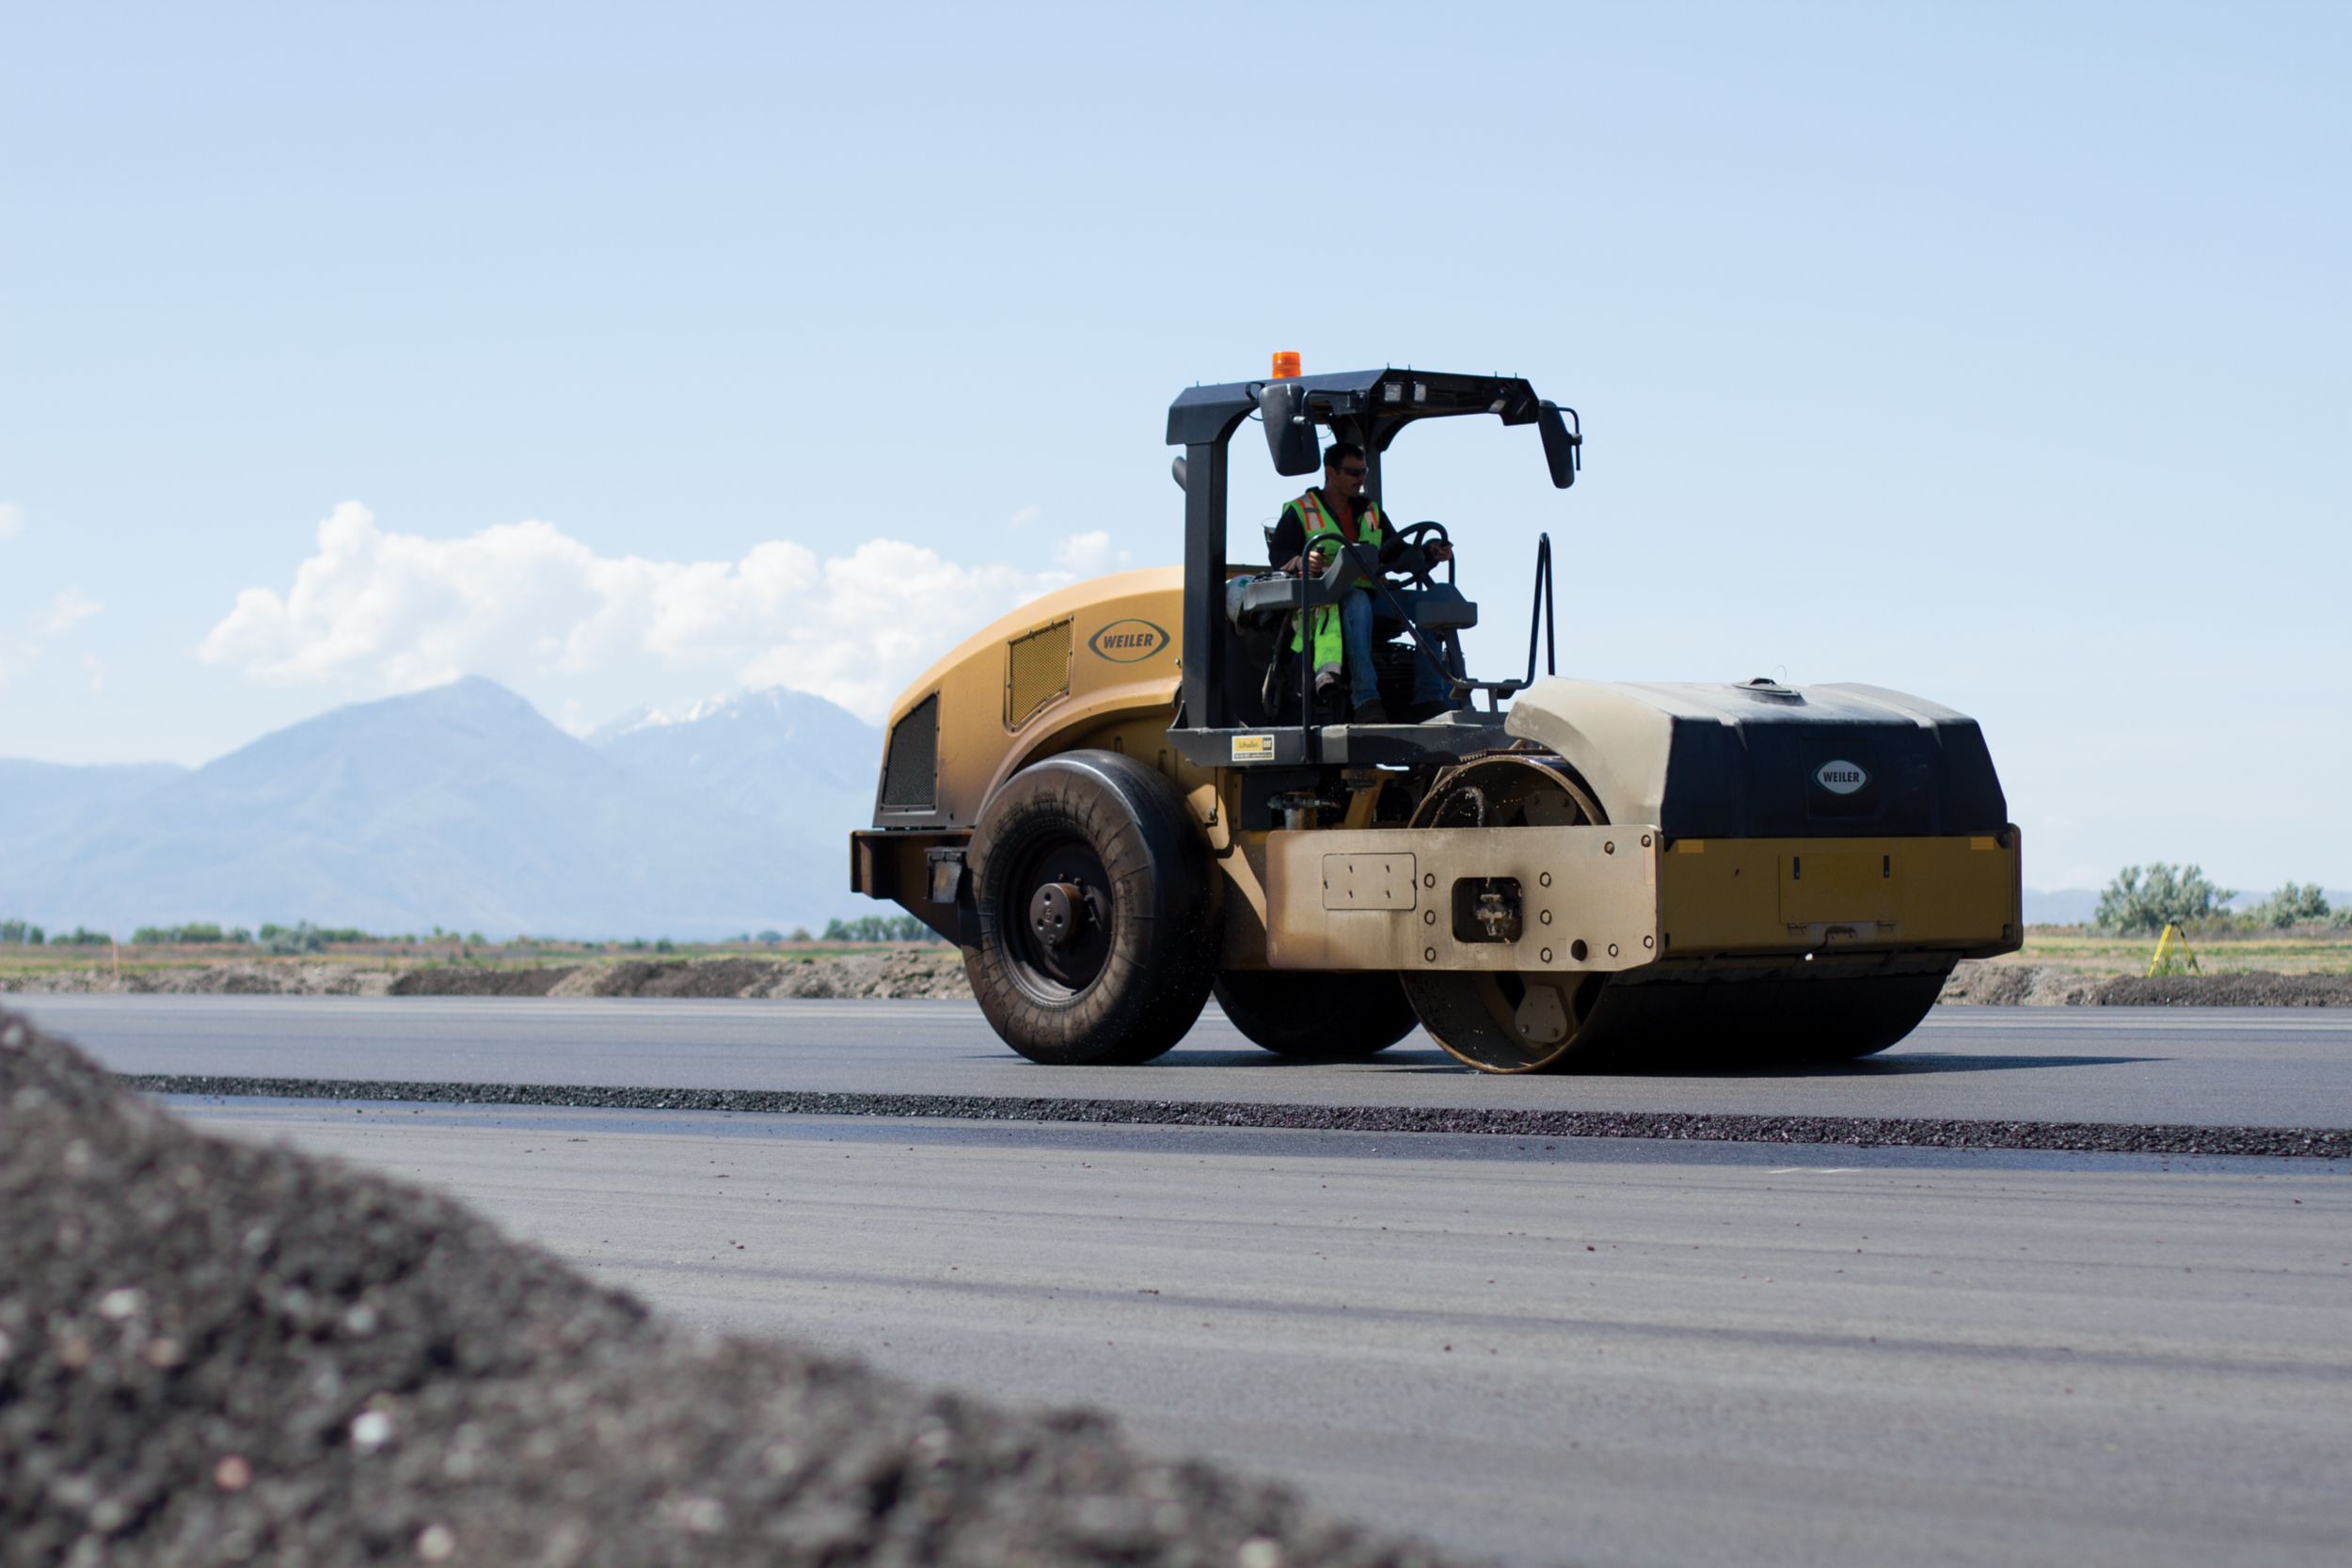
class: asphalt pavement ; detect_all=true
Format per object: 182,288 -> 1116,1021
16,995 -> 2350,1565
176,1099 -> 2352,1568
19,994 -> 2352,1131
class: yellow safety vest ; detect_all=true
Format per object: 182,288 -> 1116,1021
1285,491 -> 1386,685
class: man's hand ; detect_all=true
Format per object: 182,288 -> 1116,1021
1305,544 -> 1332,574
1426,540 -> 1454,564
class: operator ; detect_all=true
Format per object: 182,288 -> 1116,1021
1268,440 -> 1458,724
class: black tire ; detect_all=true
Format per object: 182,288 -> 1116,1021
1213,970 -> 1420,1059
964,751 -> 1216,1065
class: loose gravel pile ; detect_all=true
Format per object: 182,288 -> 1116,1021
2091,971 -> 2352,1006
387,966 -> 575,997
0,1010 -> 1444,1568
1937,964 -> 2352,1006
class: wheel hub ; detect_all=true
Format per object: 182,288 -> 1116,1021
1000,835 -> 1114,999
1029,881 -> 1089,948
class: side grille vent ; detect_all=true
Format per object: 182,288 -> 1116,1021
1005,618 -> 1073,729
880,694 -> 940,811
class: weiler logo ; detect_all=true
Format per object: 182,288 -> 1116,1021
1088,619 -> 1170,663
1814,760 -> 1869,796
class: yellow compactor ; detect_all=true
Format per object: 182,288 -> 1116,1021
851,364 -> 2021,1072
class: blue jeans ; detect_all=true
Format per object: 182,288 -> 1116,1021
1338,590 -> 1454,710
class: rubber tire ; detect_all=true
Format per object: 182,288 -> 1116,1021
964,750 -> 1216,1065
1213,970 -> 1421,1059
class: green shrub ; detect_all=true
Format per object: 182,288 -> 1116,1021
49,927 -> 110,946
821,914 -> 940,943
132,922 -> 253,945
2,918 -> 48,945
2093,864 -> 2235,935
2244,882 -> 2331,928
260,922 -> 326,956
145,923 -> 210,943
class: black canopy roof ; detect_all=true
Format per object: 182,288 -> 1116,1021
1167,368 -> 1549,449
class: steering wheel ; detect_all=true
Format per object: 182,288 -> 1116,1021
1391,521 -> 1454,587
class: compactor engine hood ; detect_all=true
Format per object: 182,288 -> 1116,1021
1503,678 -> 2008,841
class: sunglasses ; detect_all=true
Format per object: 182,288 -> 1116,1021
1334,465 -> 1368,479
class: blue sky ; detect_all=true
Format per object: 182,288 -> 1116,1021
2,1 -> 2345,891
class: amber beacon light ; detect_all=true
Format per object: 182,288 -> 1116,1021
1270,350 -> 1302,379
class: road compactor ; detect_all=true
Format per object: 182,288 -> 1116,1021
850,362 -> 2022,1072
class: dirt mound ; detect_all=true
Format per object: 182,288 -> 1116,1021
0,952 -> 974,1002
0,963 -> 402,998
549,957 -> 789,1000
389,965 -> 580,998
535,952 -> 971,1001
1938,963 -> 2102,1006
2091,971 -> 2352,1007
1940,961 -> 2352,1006
763,950 -> 973,1001
0,1006 -> 1440,1568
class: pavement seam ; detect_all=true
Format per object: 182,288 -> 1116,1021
117,1074 -> 2352,1159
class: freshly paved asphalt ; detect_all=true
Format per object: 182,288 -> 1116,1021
16,997 -> 2347,1564
177,1100 -> 2352,1568
18,994 -> 2352,1129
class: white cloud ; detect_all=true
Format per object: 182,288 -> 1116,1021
199,502 -> 1105,720
1052,531 -> 1132,575
41,590 -> 103,638
1008,505 -> 1041,531
0,502 -> 23,540
0,587 -> 102,689
83,654 -> 105,694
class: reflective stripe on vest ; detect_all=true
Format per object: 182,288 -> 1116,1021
1292,489 -> 1385,565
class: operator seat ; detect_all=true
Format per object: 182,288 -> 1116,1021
1222,523 -> 1480,724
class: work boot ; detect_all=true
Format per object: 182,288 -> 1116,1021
1352,697 -> 1390,725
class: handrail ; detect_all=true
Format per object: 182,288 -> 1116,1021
1522,532 -> 1556,687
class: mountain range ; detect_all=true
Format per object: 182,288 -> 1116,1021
1,680 -> 2332,938
0,679 -> 882,940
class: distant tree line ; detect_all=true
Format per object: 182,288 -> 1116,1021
5,915 -> 946,949
3,920 -> 106,946
130,922 -> 252,945
822,914 -> 942,943
2092,864 -> 2347,934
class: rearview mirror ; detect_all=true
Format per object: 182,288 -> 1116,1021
1260,382 -> 1322,477
1170,454 -> 1188,492
1537,402 -> 1581,489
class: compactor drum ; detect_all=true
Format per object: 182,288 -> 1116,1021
850,363 -> 2022,1073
